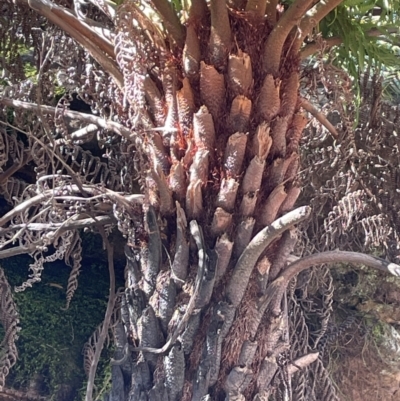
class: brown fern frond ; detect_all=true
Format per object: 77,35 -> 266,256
0,129 -> 26,175
14,252 -> 45,292
0,177 -> 30,206
65,232 -> 83,309
0,268 -> 20,389
83,320 -> 111,378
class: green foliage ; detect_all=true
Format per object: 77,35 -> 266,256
318,2 -> 400,97
170,0 -> 182,13
1,256 -> 111,400
23,62 -> 37,83
54,84 -> 66,98
368,318 -> 385,340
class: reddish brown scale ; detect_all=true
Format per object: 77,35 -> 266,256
239,192 -> 258,217
177,78 -> 196,139
284,153 -> 300,183
169,160 -> 187,202
241,156 -> 265,194
193,106 -> 216,152
280,185 -> 301,213
263,157 -> 285,195
257,75 -> 280,122
229,95 -> 252,133
211,207 -> 233,237
183,24 -> 201,78
223,132 -> 248,178
227,50 -> 253,97
280,72 -> 299,119
251,122 -> 272,159
287,112 -> 308,153
200,62 -> 225,122
270,115 -> 290,158
217,178 -> 239,212
259,184 -> 287,226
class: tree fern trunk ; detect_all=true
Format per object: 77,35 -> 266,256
109,2 -> 317,400
3,0 -> 400,399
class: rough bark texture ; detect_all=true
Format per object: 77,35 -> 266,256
107,2 -> 316,400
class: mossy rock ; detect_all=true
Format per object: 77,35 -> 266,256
0,253 -> 123,401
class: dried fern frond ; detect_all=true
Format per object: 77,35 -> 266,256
0,267 -> 20,389
83,321 -> 111,378
64,231 -> 83,309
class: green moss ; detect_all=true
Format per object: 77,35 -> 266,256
54,85 -> 66,98
23,62 -> 37,82
369,319 -> 385,342
0,254 -> 114,400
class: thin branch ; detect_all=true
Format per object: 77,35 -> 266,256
0,244 -> 38,260
0,98 -> 133,140
303,0 -> 344,29
66,124 -> 98,143
226,206 -> 311,307
287,352 -> 319,375
0,184 -> 143,229
283,251 -> 400,283
0,192 -> 50,229
261,250 -> 400,316
3,206 -> 53,249
287,0 -> 344,58
36,35 -> 59,171
300,97 -> 339,139
0,215 -> 115,235
55,124 -> 99,147
26,0 -> 124,90
301,37 -> 342,59
0,119 -> 88,195
70,10 -> 115,41
49,5 -> 115,58
151,0 -> 185,48
0,215 -> 115,259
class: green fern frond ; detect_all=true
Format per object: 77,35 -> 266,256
319,3 -> 399,99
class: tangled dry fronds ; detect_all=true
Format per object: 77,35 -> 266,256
300,67 -> 400,260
